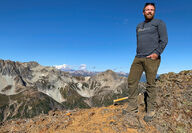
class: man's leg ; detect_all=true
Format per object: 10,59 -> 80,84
125,57 -> 144,112
143,58 -> 160,121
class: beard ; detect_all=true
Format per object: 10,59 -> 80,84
144,13 -> 154,20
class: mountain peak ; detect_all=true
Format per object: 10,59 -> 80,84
0,59 -> 191,132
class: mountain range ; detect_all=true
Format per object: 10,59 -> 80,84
0,59 -> 191,132
0,59 -> 146,122
54,66 -> 148,82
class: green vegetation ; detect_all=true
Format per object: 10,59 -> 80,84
0,90 -> 64,122
60,84 -> 90,109
0,94 -> 9,107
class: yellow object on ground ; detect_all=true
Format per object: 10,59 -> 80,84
113,97 -> 128,103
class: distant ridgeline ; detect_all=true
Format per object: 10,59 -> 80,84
57,68 -> 150,82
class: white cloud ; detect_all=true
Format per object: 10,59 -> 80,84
54,64 -> 72,70
79,64 -> 87,70
54,64 -> 88,71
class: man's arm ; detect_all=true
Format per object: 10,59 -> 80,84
147,20 -> 168,59
154,20 -> 168,56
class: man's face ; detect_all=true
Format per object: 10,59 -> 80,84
143,5 -> 155,20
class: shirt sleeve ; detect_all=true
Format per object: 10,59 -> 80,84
154,20 -> 168,56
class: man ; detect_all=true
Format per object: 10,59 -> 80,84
124,3 -> 168,122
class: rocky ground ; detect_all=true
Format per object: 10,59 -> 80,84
0,70 -> 191,133
0,102 -> 155,133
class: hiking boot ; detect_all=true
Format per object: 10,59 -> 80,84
143,110 -> 155,122
122,105 -> 138,115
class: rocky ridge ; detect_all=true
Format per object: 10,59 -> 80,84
0,59 -> 132,121
0,70 -> 191,133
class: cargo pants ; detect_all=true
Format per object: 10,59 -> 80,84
127,57 -> 160,112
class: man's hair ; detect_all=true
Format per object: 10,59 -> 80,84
143,3 -> 156,12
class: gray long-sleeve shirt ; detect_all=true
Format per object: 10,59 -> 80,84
136,18 -> 168,57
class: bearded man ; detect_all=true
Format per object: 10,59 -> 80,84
124,3 -> 168,122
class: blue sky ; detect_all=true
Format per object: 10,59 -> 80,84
0,0 -> 191,74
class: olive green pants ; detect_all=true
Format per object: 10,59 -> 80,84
127,57 -> 160,111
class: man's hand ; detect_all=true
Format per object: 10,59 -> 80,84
147,53 -> 159,60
